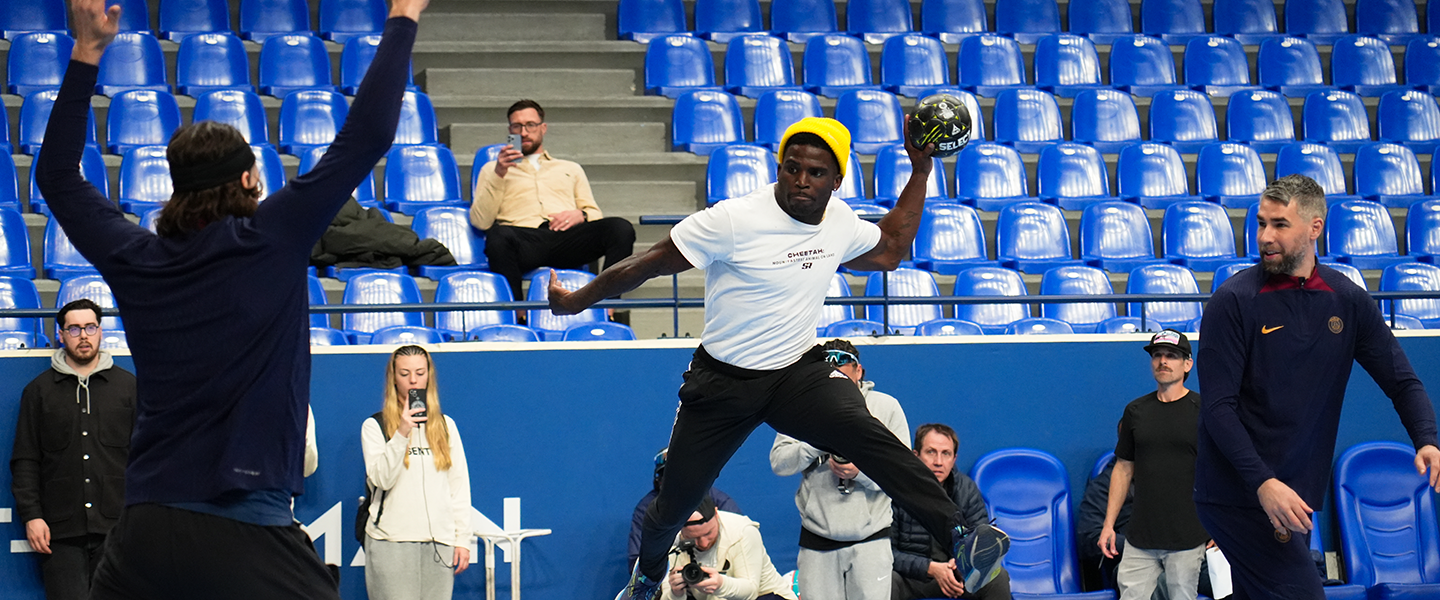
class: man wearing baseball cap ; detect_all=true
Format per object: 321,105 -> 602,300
1097,330 -> 1211,600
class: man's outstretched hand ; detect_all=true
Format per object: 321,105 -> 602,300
389,0 -> 430,21
547,269 -> 581,315
69,0 -> 121,65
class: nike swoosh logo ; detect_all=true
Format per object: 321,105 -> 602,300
1262,325 -> 1284,334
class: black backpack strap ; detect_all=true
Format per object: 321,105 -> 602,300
369,412 -> 391,529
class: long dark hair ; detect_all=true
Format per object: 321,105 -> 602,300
156,122 -> 261,238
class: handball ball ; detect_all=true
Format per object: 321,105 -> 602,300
907,94 -> 972,158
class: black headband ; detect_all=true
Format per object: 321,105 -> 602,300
170,145 -> 256,194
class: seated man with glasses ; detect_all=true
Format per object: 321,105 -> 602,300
469,99 -> 637,302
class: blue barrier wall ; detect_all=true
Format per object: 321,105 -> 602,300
0,334 -> 1437,599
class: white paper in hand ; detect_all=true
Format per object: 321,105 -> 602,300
1207,545 -> 1233,598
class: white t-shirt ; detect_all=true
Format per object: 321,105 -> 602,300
670,184 -> 881,370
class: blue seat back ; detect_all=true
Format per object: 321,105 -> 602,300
259,34 -> 335,97
618,0 -> 688,42
915,318 -> 985,336
310,327 -> 349,346
994,89 -> 1063,146
19,90 -> 98,154
1276,142 -> 1351,196
1285,0 -> 1348,39
307,275 -> 329,328
672,90 -> 745,154
368,325 -> 444,346
818,273 -> 855,332
340,35 -> 415,94
0,276 -> 44,340
240,0 -> 310,41
1329,262 -> 1369,289
1355,143 -> 1425,197
954,143 -> 1029,200
1214,0 -> 1279,36
1126,264 -> 1203,326
1142,0 -> 1206,38
1228,89 -> 1297,144
847,0 -> 913,38
411,207 -> 484,268
726,35 -> 798,96
2,0 -> 67,39
1407,199 -> 1440,261
280,90 -> 350,153
177,33 -> 253,96
1303,90 -> 1373,145
803,34 -> 874,91
0,208 -> 33,277
1356,0 -> 1419,40
996,0 -> 1061,39
1334,35 -> 1400,89
880,34 -> 951,93
998,202 -> 1073,263
970,448 -> 1084,594
56,275 -> 123,332
159,0 -> 230,40
1198,142 -> 1266,199
1005,317 -> 1075,335
645,35 -> 718,95
384,145 -> 463,204
563,322 -> 638,341
753,90 -> 822,148
0,154 -> 16,209
396,91 -> 439,146
7,32 -> 74,96
1110,34 -> 1178,88
1163,201 -> 1239,261
951,267 -> 1030,332
301,145 -> 377,206
1334,442 -> 1440,587
526,269 -> 605,334
194,90 -> 269,146
1039,143 -> 1111,198
837,151 -> 868,203
1406,37 -> 1440,89
1034,34 -> 1102,89
468,324 -> 540,343
96,33 -> 169,96
248,146 -> 285,203
957,35 -> 1026,90
822,319 -> 895,337
874,145 -> 946,201
118,146 -> 173,206
695,0 -> 763,40
1068,0 -> 1134,38
1259,37 -> 1324,88
1070,89 -> 1141,147
1099,316 -> 1165,333
1381,263 -> 1440,323
921,0 -> 987,40
770,0 -> 839,41
913,202 -> 988,264
835,90 -> 905,153
707,144 -> 777,203
341,272 -> 424,334
1119,143 -> 1192,198
1211,261 -> 1251,291
863,268 -> 944,329
319,0 -> 387,41
1328,199 -> 1400,259
1379,90 -> 1440,146
1039,265 -> 1117,329
106,90 -> 181,154
434,271 -> 513,336
1149,89 -> 1220,145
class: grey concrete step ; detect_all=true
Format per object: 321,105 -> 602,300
416,67 -> 639,99
415,13 -> 609,43
592,181 -> 702,216
414,41 -> 645,73
430,96 -> 676,128
444,121 -> 671,157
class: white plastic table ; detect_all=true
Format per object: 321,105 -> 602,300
475,528 -> 552,600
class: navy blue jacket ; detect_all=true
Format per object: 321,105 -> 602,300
891,469 -> 989,580
1196,264 -> 1439,508
34,18 -> 416,506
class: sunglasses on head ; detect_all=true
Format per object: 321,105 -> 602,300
824,349 -> 858,367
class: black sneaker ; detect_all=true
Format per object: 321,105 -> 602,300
952,521 -> 1011,591
615,564 -> 662,600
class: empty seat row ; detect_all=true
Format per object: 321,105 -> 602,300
2,0 -> 390,43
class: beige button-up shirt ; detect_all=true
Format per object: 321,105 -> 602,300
468,151 -> 602,230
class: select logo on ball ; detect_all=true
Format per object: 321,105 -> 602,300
907,94 -> 973,158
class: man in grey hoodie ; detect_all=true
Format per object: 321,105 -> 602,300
770,339 -> 910,599
10,299 -> 136,600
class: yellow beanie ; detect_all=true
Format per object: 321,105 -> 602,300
777,117 -> 851,179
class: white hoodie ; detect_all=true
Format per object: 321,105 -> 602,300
361,415 -> 473,550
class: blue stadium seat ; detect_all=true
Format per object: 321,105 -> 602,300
995,0 -> 1061,45
770,0 -> 839,42
396,91 -> 438,146
951,267 -> 1030,334
306,275 -> 330,328
434,271 -> 512,341
0,209 -> 35,278
1118,143 -> 1204,208
822,319 -> 899,337
117,145 -> 172,214
1326,199 -> 1411,270
695,0 -> 762,43
341,272 -> 424,344
383,145 -> 464,215
410,207 -> 486,279
997,202 -> 1082,274
753,90 -> 822,149
1334,442 -> 1440,593
7,32 -> 73,97
1142,0 -> 1206,45
993,89 -> 1063,154
1333,35 -> 1411,98
240,0 -> 310,41
471,143 -> 506,178
366,325 -> 444,346
251,145 -> 285,202
1355,142 -> 1429,208
1099,316 -> 1165,333
1408,199 -> 1440,263
1328,262 -> 1368,289
1068,0 -> 1134,45
56,275 -> 123,332
278,90 -> 348,155
1109,35 -> 1185,97
1126,264 -> 1203,328
953,143 -> 1032,211
1185,36 -> 1263,98
97,330 -> 129,350
301,145 -> 378,208
1227,89 -> 1298,153
563,322 -> 638,341
44,219 -> 99,281
175,33 -> 252,96
957,35 -> 1027,98
319,0 -> 386,42
1038,143 -> 1116,210
1005,317 -> 1075,335
1162,201 -> 1249,271
1385,313 -> 1426,329
847,0 -> 913,44
706,144 -> 776,205
1149,89 -> 1220,153
836,151 -> 869,203
1378,90 -> 1440,155
912,203 -> 995,273
818,273 -> 855,333
1356,0 -> 1420,45
1302,90 -> 1374,153
18,89 -> 98,155
921,0 -> 987,44
106,90 -> 181,154
672,90 -> 745,154
725,35 -> 802,99
1406,37 -> 1440,95
618,0 -> 689,43
915,318 -> 985,336
880,34 -> 951,98
1210,261 -> 1251,291
310,327 -> 348,346
527,269 -> 605,341
159,0 -> 229,41
28,145 -> 108,216
848,203 -> 889,220
193,90 -> 270,147
864,268 -> 944,334
803,35 -> 881,98
259,34 -> 337,98
1285,0 -> 1350,44
0,155 -> 20,211
1276,142 -> 1362,203
467,324 -> 541,343
96,33 -> 169,96
835,90 -> 905,155
1258,37 -> 1328,99
644,35 -> 722,99
1039,265 -> 1117,333
1214,0 -> 1281,43
1198,142 -> 1267,208
1034,34 -> 1105,98
2,0 -> 66,39
1242,202 -> 1264,258
1070,89 -> 1142,154
340,34 -> 417,95
112,0 -> 152,36
0,277 -> 47,345
1381,262 -> 1440,327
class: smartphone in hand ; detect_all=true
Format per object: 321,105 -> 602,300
407,388 -> 427,420
507,133 -> 522,152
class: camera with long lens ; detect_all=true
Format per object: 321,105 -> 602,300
675,539 -> 708,585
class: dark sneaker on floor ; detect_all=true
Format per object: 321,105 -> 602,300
615,564 -> 662,600
952,521 -> 1011,591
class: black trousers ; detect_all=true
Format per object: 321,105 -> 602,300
1196,501 -> 1323,600
40,533 -> 105,600
636,346 -> 962,581
891,568 -> 1012,600
89,504 -> 340,600
483,218 -> 636,299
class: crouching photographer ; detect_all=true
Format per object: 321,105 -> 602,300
662,497 -> 796,600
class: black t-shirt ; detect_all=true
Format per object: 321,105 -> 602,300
1115,390 -> 1210,550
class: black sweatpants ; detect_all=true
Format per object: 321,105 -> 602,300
89,504 -> 340,600
483,218 -> 636,299
1196,501 -> 1324,600
892,567 -> 1012,600
636,346 -> 962,581
40,533 -> 105,600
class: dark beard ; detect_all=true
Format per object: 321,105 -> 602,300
1262,246 -> 1305,275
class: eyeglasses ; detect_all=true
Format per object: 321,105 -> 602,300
63,324 -> 99,337
507,122 -> 544,133
824,349 -> 858,367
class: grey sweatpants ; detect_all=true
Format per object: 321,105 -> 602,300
363,537 -> 456,600
796,537 -> 892,600
1116,541 -> 1206,600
